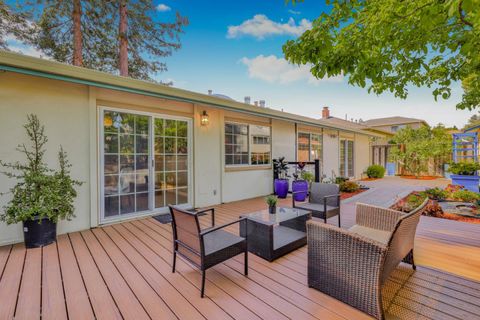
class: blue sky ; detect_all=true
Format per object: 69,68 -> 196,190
6,0 -> 476,128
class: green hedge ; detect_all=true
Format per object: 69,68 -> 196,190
366,165 -> 386,178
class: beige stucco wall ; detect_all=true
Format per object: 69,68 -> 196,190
0,73 -> 91,245
354,134 -> 371,179
322,129 -> 340,179
272,119 -> 296,160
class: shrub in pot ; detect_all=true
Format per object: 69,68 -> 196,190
0,115 -> 82,248
365,165 -> 386,179
292,162 -> 309,202
273,157 -> 289,198
265,195 -> 278,214
447,162 -> 480,192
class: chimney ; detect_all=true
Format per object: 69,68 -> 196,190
322,106 -> 330,119
259,100 -> 265,108
254,101 -> 259,106
208,89 -> 212,95
244,96 -> 251,104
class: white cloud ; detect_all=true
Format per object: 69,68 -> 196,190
156,4 -> 171,12
6,34 -> 45,59
227,14 -> 311,40
240,55 -> 343,85
288,9 -> 301,15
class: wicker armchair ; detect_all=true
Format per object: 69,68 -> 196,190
307,198 -> 429,320
293,182 -> 341,226
169,206 -> 248,297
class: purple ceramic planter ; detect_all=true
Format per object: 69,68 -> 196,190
274,179 -> 289,198
292,180 -> 308,201
451,174 -> 480,193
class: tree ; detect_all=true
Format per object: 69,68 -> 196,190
283,1 -> 480,110
464,112 -> 480,130
389,126 -> 452,177
24,0 -> 116,71
112,0 -> 189,80
0,1 -> 31,50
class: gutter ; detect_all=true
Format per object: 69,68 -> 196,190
0,51 -> 381,137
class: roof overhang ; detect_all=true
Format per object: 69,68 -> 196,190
0,51 -> 382,137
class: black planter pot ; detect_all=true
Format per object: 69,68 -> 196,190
268,205 -> 276,214
23,216 -> 57,248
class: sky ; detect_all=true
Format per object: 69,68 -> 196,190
6,0 -> 477,128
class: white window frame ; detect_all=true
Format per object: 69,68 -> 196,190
296,131 -> 323,162
98,106 -> 193,224
224,121 -> 271,167
340,139 -> 354,178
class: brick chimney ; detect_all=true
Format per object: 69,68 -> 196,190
322,106 -> 330,119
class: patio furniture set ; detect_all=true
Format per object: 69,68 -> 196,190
170,182 -> 429,320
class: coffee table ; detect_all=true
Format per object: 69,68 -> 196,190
239,207 -> 311,261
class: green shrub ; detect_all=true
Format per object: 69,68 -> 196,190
365,165 -> 386,178
301,171 -> 314,183
448,162 -> 480,175
451,189 -> 480,203
423,187 -> 448,201
335,176 -> 349,184
339,181 -> 360,193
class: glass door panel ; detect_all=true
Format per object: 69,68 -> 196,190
103,111 -> 151,219
154,118 -> 189,208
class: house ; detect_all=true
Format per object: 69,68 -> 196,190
0,51 -> 384,245
362,116 -> 429,134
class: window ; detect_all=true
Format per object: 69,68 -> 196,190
297,132 -> 323,162
101,108 -> 191,222
340,139 -> 354,177
225,122 -> 271,166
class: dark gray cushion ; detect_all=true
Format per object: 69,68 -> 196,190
203,229 -> 245,255
309,183 -> 340,206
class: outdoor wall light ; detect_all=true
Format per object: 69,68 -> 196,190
201,110 -> 209,126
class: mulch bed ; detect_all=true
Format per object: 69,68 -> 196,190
391,192 -> 480,224
359,177 -> 380,181
341,188 -> 367,200
399,175 -> 441,180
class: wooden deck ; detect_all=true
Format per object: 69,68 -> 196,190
1,196 -> 480,320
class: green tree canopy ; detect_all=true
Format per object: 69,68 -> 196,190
389,125 -> 452,177
284,0 -> 480,110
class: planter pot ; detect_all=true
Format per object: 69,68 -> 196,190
23,216 -> 57,248
292,180 -> 308,202
268,206 -> 276,214
451,174 -> 480,193
274,179 -> 289,198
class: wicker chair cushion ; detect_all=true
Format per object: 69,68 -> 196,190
203,229 -> 245,255
310,183 -> 340,206
348,225 -> 391,245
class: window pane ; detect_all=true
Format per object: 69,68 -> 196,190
177,138 -> 187,154
104,133 -> 118,154
154,155 -> 164,172
136,135 -> 149,154
120,194 -> 135,214
136,174 -> 148,192
104,155 -> 118,174
340,140 -> 346,177
119,114 -> 134,134
135,115 -> 149,135
225,154 -> 233,165
178,188 -> 188,204
177,172 -> 188,188
104,111 -> 119,133
136,192 -> 149,211
155,118 -> 164,136
155,172 -> 165,189
165,119 -> 177,136
104,175 -> 119,195
177,155 -> 188,171
155,190 -> 165,208
177,121 -> 187,137
120,155 -> 134,172
155,137 -> 164,154
120,134 -> 134,154
119,173 -> 135,194
165,155 -> 176,171
165,172 -> 176,189
136,155 -> 148,170
165,138 -> 176,154
297,132 -> 310,162
104,196 -> 119,217
166,190 -> 177,205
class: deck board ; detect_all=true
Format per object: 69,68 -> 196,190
1,196 -> 480,320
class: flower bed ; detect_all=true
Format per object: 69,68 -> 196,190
390,185 -> 480,224
340,188 -> 367,200
399,175 -> 441,180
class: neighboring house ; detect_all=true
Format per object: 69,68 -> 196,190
362,116 -> 429,134
0,51 -> 383,245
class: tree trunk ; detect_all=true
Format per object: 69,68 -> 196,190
72,0 -> 83,66
119,0 -> 128,76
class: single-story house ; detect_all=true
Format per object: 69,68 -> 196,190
362,116 -> 429,134
0,51 -> 384,245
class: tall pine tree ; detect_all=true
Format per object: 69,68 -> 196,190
113,0 -> 188,80
0,1 -> 31,50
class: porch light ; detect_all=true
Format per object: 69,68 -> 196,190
201,110 -> 209,126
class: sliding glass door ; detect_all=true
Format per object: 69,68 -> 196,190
101,108 -> 191,223
339,139 -> 354,177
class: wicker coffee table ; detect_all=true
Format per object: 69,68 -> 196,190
239,207 -> 311,261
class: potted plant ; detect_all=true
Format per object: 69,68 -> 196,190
0,115 -> 82,248
273,157 -> 289,198
265,195 -> 278,214
447,162 -> 480,192
292,162 -> 309,202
